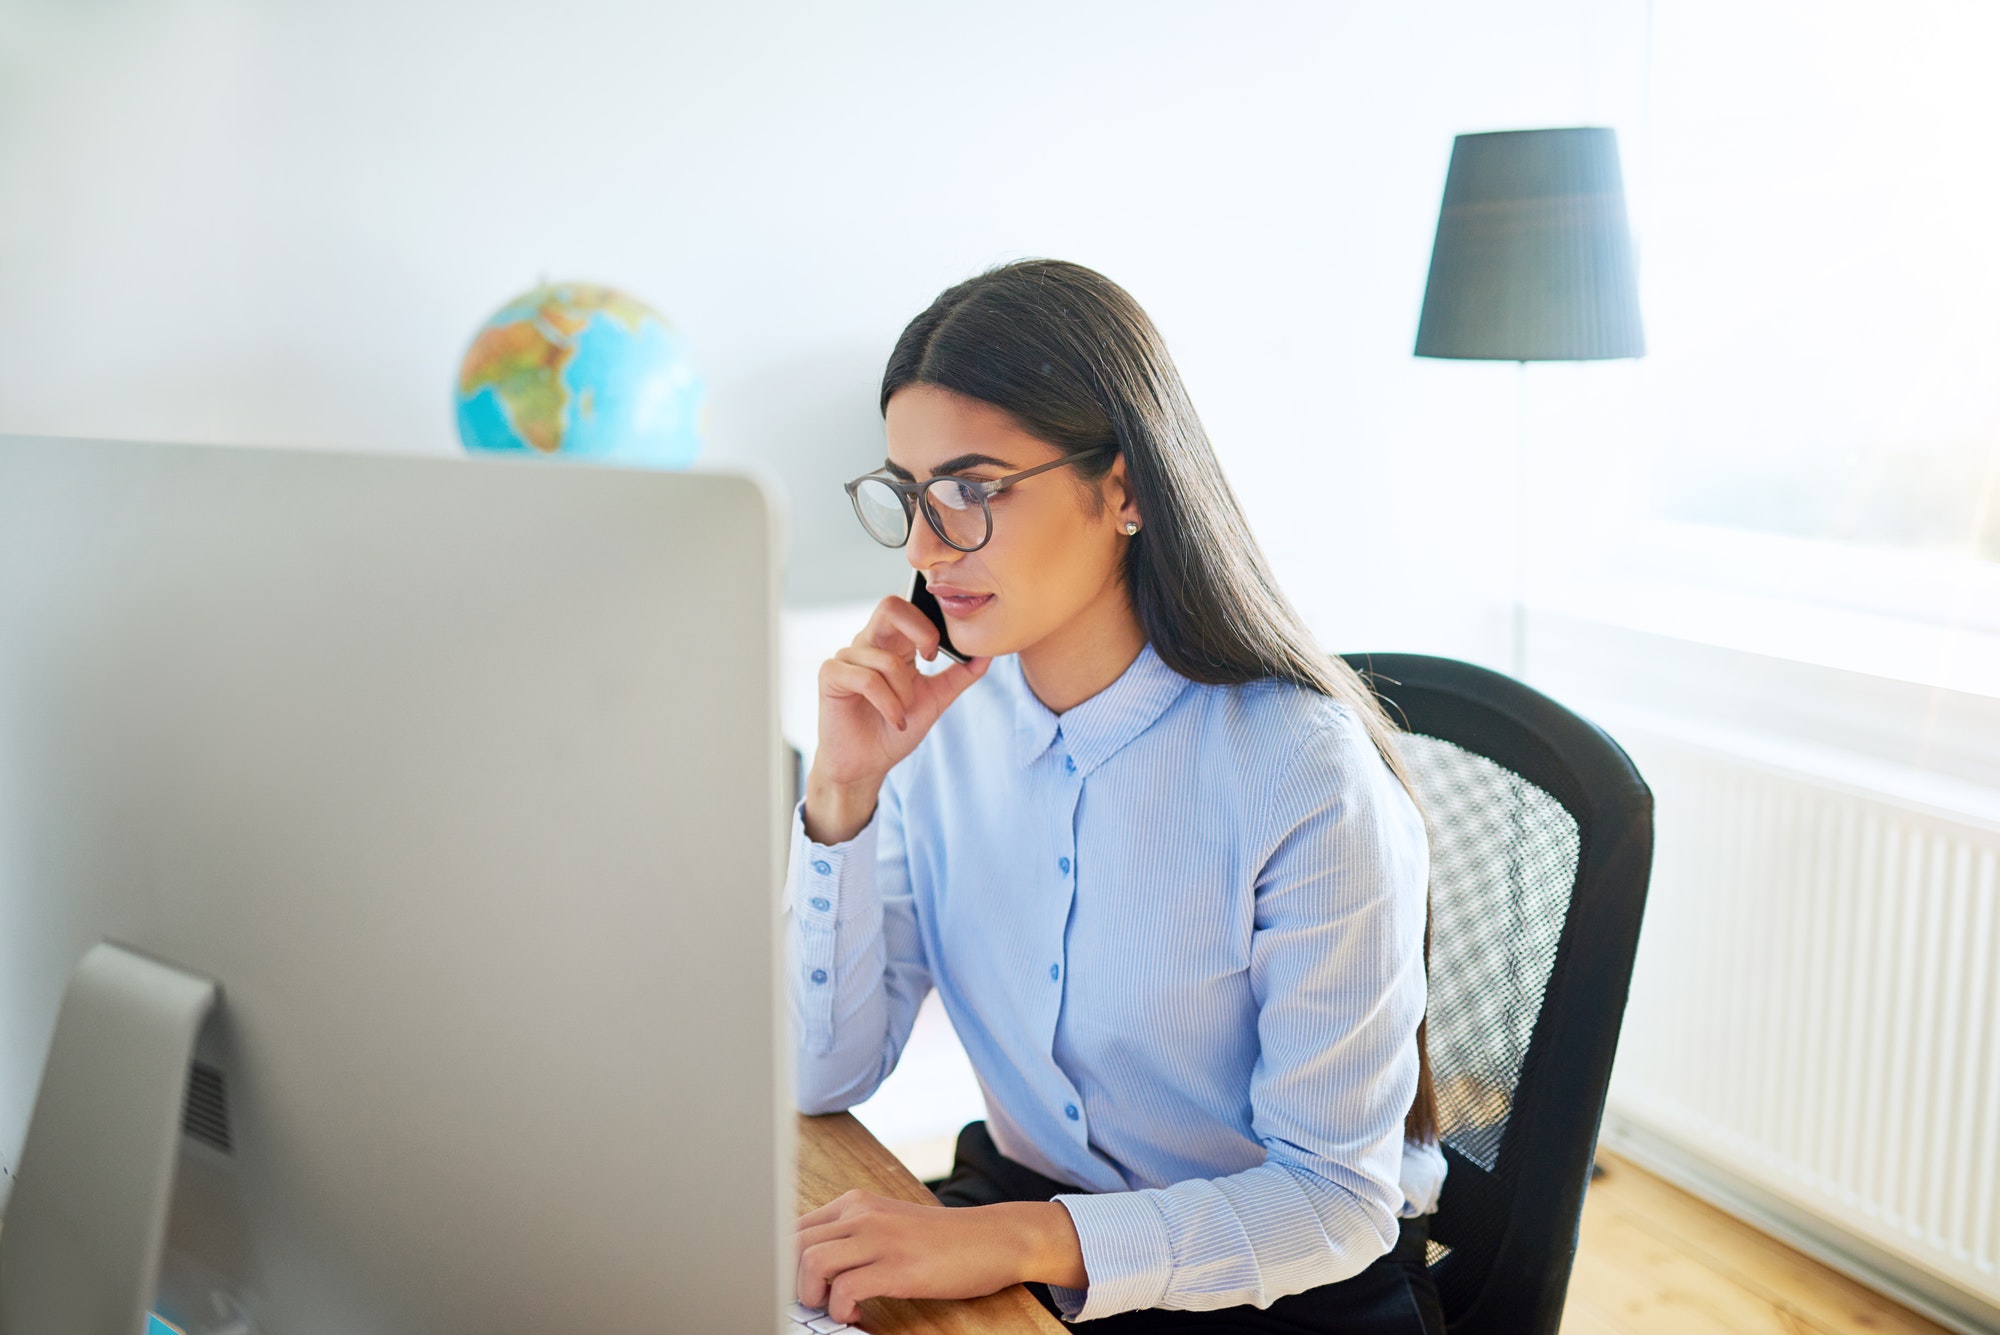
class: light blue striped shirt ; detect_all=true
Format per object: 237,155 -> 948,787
785,643 -> 1444,1320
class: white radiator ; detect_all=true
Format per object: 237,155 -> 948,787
1599,712 -> 2000,1325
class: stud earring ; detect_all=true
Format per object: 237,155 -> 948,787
1123,521 -> 1140,535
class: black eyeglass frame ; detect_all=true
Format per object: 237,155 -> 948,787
843,446 -> 1117,553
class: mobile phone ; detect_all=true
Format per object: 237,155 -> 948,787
908,570 -> 970,664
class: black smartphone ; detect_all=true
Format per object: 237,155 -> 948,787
908,570 -> 970,664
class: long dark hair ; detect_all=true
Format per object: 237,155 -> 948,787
882,259 -> 1437,1145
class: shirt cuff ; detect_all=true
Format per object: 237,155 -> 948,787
786,797 -> 878,924
1049,1190 -> 1174,1321
1398,1138 -> 1446,1217
786,799 -> 880,1054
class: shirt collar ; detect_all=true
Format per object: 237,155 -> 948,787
1005,642 -> 1192,776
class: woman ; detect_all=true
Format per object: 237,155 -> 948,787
789,260 -> 1445,1334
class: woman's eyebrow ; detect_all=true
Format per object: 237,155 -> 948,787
880,452 -> 1015,480
934,452 -> 1014,475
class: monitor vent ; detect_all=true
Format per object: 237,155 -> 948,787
182,1061 -> 232,1154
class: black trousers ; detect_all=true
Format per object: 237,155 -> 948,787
932,1123 -> 1445,1335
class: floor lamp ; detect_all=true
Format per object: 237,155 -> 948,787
1414,126 -> 1646,680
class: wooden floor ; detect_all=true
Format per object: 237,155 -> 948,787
1565,1150 -> 1951,1335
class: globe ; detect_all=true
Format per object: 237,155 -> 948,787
455,282 -> 705,468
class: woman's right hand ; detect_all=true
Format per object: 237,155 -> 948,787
804,595 -> 989,844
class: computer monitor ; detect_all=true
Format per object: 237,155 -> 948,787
0,435 -> 789,1332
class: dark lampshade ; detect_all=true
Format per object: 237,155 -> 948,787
1415,127 -> 1644,361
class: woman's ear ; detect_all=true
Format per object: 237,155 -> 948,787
1105,453 -> 1141,531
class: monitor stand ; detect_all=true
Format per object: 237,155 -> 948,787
0,942 -> 220,1335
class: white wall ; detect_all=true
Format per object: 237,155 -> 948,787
0,0 -> 1649,659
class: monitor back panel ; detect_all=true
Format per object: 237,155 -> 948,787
0,436 -> 787,1332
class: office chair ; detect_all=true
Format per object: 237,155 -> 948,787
1342,654 -> 1654,1335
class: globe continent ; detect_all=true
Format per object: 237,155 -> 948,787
455,282 -> 705,469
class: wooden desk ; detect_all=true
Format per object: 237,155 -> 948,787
796,1114 -> 1066,1335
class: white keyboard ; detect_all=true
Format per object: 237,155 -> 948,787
786,1300 -> 860,1333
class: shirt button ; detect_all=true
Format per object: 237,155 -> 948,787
1058,856 -> 1071,875
1064,755 -> 1076,775
1064,1103 -> 1080,1121
810,968 -> 829,985
809,896 -> 830,912
811,859 -> 831,875
1049,962 -> 1061,981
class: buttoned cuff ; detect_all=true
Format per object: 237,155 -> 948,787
1398,1138 -> 1446,1217
1049,1190 -> 1174,1321
786,799 -> 880,1053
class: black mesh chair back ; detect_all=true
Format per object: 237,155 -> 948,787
1342,654 -> 1654,1335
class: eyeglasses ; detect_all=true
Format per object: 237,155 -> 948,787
844,447 -> 1115,553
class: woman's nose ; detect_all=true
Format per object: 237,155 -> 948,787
904,510 -> 957,568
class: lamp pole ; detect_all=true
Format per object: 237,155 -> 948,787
1513,360 -> 1529,680
1412,126 -> 1647,681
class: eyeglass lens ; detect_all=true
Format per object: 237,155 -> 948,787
922,477 -> 988,549
850,477 -> 910,545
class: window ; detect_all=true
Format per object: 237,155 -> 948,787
1536,0 -> 2000,697
1644,0 -> 2000,566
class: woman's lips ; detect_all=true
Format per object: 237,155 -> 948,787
928,586 -> 994,617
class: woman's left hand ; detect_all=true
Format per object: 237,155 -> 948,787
795,1190 -> 1086,1323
